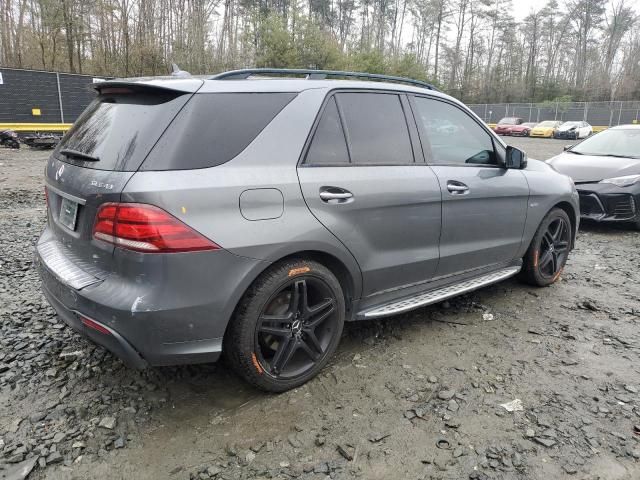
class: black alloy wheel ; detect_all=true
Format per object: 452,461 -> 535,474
255,277 -> 338,378
225,259 -> 345,392
522,208 -> 573,287
537,217 -> 570,280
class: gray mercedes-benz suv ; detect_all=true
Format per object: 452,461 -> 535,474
36,69 -> 579,392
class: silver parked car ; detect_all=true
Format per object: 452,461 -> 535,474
554,121 -> 593,140
547,125 -> 640,229
36,69 -> 579,391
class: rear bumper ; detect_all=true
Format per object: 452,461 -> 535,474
577,183 -> 639,223
36,226 -> 266,368
39,278 -> 147,369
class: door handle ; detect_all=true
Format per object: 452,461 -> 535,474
319,187 -> 354,203
447,181 -> 469,195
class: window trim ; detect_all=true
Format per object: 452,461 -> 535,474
408,94 -> 508,169
300,88 -> 424,168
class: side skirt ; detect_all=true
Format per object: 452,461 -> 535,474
356,265 -> 521,320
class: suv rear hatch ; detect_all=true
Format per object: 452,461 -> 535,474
43,79 -> 202,277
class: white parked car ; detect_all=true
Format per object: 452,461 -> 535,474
554,121 -> 592,140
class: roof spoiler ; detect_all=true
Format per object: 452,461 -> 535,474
93,77 -> 202,94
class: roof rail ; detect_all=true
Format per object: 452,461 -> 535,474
209,68 -> 439,91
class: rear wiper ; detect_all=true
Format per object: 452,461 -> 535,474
60,148 -> 100,162
566,150 -> 584,155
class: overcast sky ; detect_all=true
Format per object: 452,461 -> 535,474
511,1 -> 640,21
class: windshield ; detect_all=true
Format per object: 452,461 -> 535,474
498,117 -> 519,125
537,121 -> 558,127
561,122 -> 580,128
571,129 -> 640,158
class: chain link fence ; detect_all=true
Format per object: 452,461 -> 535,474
0,67 -> 108,124
467,101 -> 640,127
3,67 -> 640,129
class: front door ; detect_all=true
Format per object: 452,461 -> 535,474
410,95 -> 529,278
298,91 -> 442,298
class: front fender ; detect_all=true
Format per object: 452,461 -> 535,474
519,159 -> 580,256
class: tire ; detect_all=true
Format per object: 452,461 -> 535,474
521,208 -> 572,287
224,258 -> 345,392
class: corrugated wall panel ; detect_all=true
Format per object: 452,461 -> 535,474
0,68 -> 102,123
58,73 -> 97,121
0,68 -> 60,122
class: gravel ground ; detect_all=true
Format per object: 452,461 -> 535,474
1,138 -> 639,480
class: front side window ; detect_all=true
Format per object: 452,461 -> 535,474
335,92 -> 414,165
412,97 -> 498,166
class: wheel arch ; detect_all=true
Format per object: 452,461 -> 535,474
275,250 -> 357,319
553,201 -> 578,249
222,248 -> 361,343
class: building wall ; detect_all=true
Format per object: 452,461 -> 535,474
0,67 -> 103,123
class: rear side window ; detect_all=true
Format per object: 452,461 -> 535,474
56,89 -> 190,171
305,97 -> 349,165
336,93 -> 414,165
141,93 -> 296,170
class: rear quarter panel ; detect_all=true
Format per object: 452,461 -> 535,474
121,87 -> 363,300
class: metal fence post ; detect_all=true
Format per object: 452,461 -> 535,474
583,102 -> 588,122
618,101 -> 623,126
554,102 -> 558,121
56,73 -> 65,123
609,103 -> 614,127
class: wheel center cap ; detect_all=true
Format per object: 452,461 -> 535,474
291,319 -> 303,333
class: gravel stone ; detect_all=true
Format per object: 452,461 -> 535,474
438,390 -> 455,400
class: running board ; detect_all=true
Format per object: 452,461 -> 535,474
358,266 -> 521,319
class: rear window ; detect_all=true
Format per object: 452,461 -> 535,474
141,93 -> 297,171
56,89 -> 190,171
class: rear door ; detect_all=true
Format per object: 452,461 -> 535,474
298,91 -> 441,298
409,95 -> 529,278
44,82 -> 198,272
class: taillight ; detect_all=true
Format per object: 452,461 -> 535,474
93,203 -> 220,253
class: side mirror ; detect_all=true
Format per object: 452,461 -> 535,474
505,146 -> 527,169
563,144 -> 574,151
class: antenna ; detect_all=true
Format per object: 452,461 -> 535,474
171,63 -> 191,77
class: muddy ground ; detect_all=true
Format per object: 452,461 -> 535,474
1,138 -> 639,480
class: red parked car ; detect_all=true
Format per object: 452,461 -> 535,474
509,122 -> 538,137
494,117 -> 523,135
